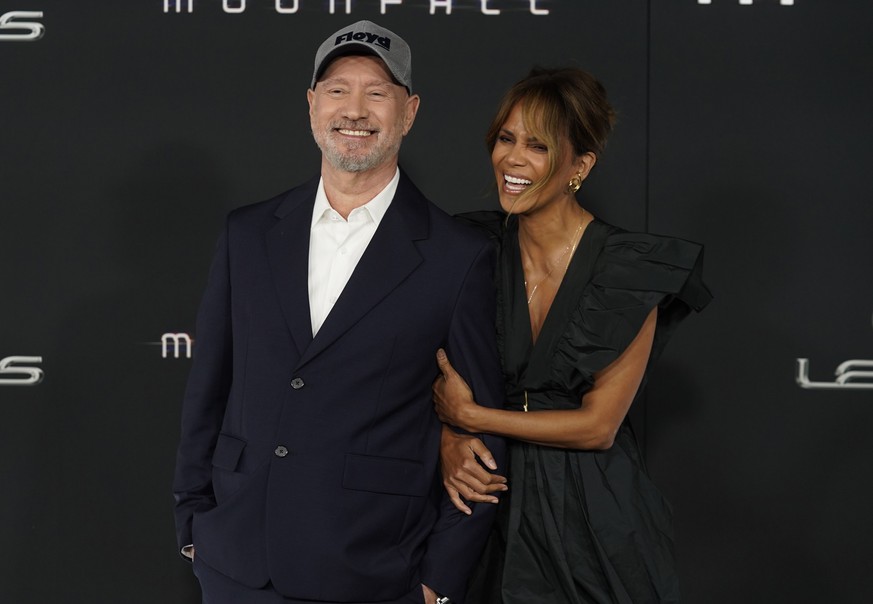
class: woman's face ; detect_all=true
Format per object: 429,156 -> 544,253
491,103 -> 581,216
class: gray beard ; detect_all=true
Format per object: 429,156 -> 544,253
321,144 -> 389,173
312,126 -> 402,174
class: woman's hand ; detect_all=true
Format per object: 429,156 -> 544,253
434,349 -> 508,514
433,348 -> 479,431
440,426 -> 507,515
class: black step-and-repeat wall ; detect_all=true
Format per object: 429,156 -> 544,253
2,2 -> 871,602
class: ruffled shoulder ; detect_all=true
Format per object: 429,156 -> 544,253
594,227 -> 711,311
552,222 -> 712,388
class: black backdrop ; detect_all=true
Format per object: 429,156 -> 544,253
2,1 -> 871,602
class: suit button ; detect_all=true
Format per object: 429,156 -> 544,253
274,446 -> 289,458
290,377 -> 304,389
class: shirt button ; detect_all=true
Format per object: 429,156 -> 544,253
340,248 -> 347,255
274,446 -> 289,458
290,377 -> 304,389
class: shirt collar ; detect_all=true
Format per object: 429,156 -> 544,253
311,168 -> 400,229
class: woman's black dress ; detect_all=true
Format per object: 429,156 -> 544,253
463,213 -> 711,604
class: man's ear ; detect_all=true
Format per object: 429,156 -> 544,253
307,88 -> 315,118
402,94 -> 421,136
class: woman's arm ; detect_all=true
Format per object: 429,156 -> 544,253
434,307 -> 657,450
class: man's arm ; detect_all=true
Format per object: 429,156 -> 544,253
420,241 -> 506,602
172,226 -> 233,556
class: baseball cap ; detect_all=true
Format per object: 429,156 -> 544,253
311,20 -> 412,93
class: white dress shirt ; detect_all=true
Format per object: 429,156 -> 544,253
308,168 -> 400,336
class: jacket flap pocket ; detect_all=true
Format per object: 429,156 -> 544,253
212,433 -> 246,472
342,453 -> 427,497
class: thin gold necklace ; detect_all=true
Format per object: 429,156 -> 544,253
524,212 -> 586,305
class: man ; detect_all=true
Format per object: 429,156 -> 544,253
173,20 -> 504,604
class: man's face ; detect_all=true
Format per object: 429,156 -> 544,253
308,55 -> 420,174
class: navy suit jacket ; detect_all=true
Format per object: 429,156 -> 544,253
173,172 -> 505,603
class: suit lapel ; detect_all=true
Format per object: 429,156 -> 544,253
265,176 -> 319,358
298,171 -> 429,366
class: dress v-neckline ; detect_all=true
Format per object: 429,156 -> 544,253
501,218 -> 610,385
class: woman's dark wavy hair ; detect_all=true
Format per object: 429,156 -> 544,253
486,67 -> 616,202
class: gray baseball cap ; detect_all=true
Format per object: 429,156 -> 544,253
311,20 -> 412,93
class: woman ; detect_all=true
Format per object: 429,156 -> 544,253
434,68 -> 711,603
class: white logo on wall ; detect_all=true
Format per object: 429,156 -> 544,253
163,0 -> 549,16
0,11 -> 44,41
698,0 -> 794,4
698,1 -> 794,5
0,356 -> 44,386
698,1 -> 794,4
796,314 -> 873,390
161,333 -> 194,359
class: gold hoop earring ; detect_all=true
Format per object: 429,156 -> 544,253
567,173 -> 582,195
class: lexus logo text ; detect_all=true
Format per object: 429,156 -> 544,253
0,356 -> 44,385
0,11 -> 44,41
